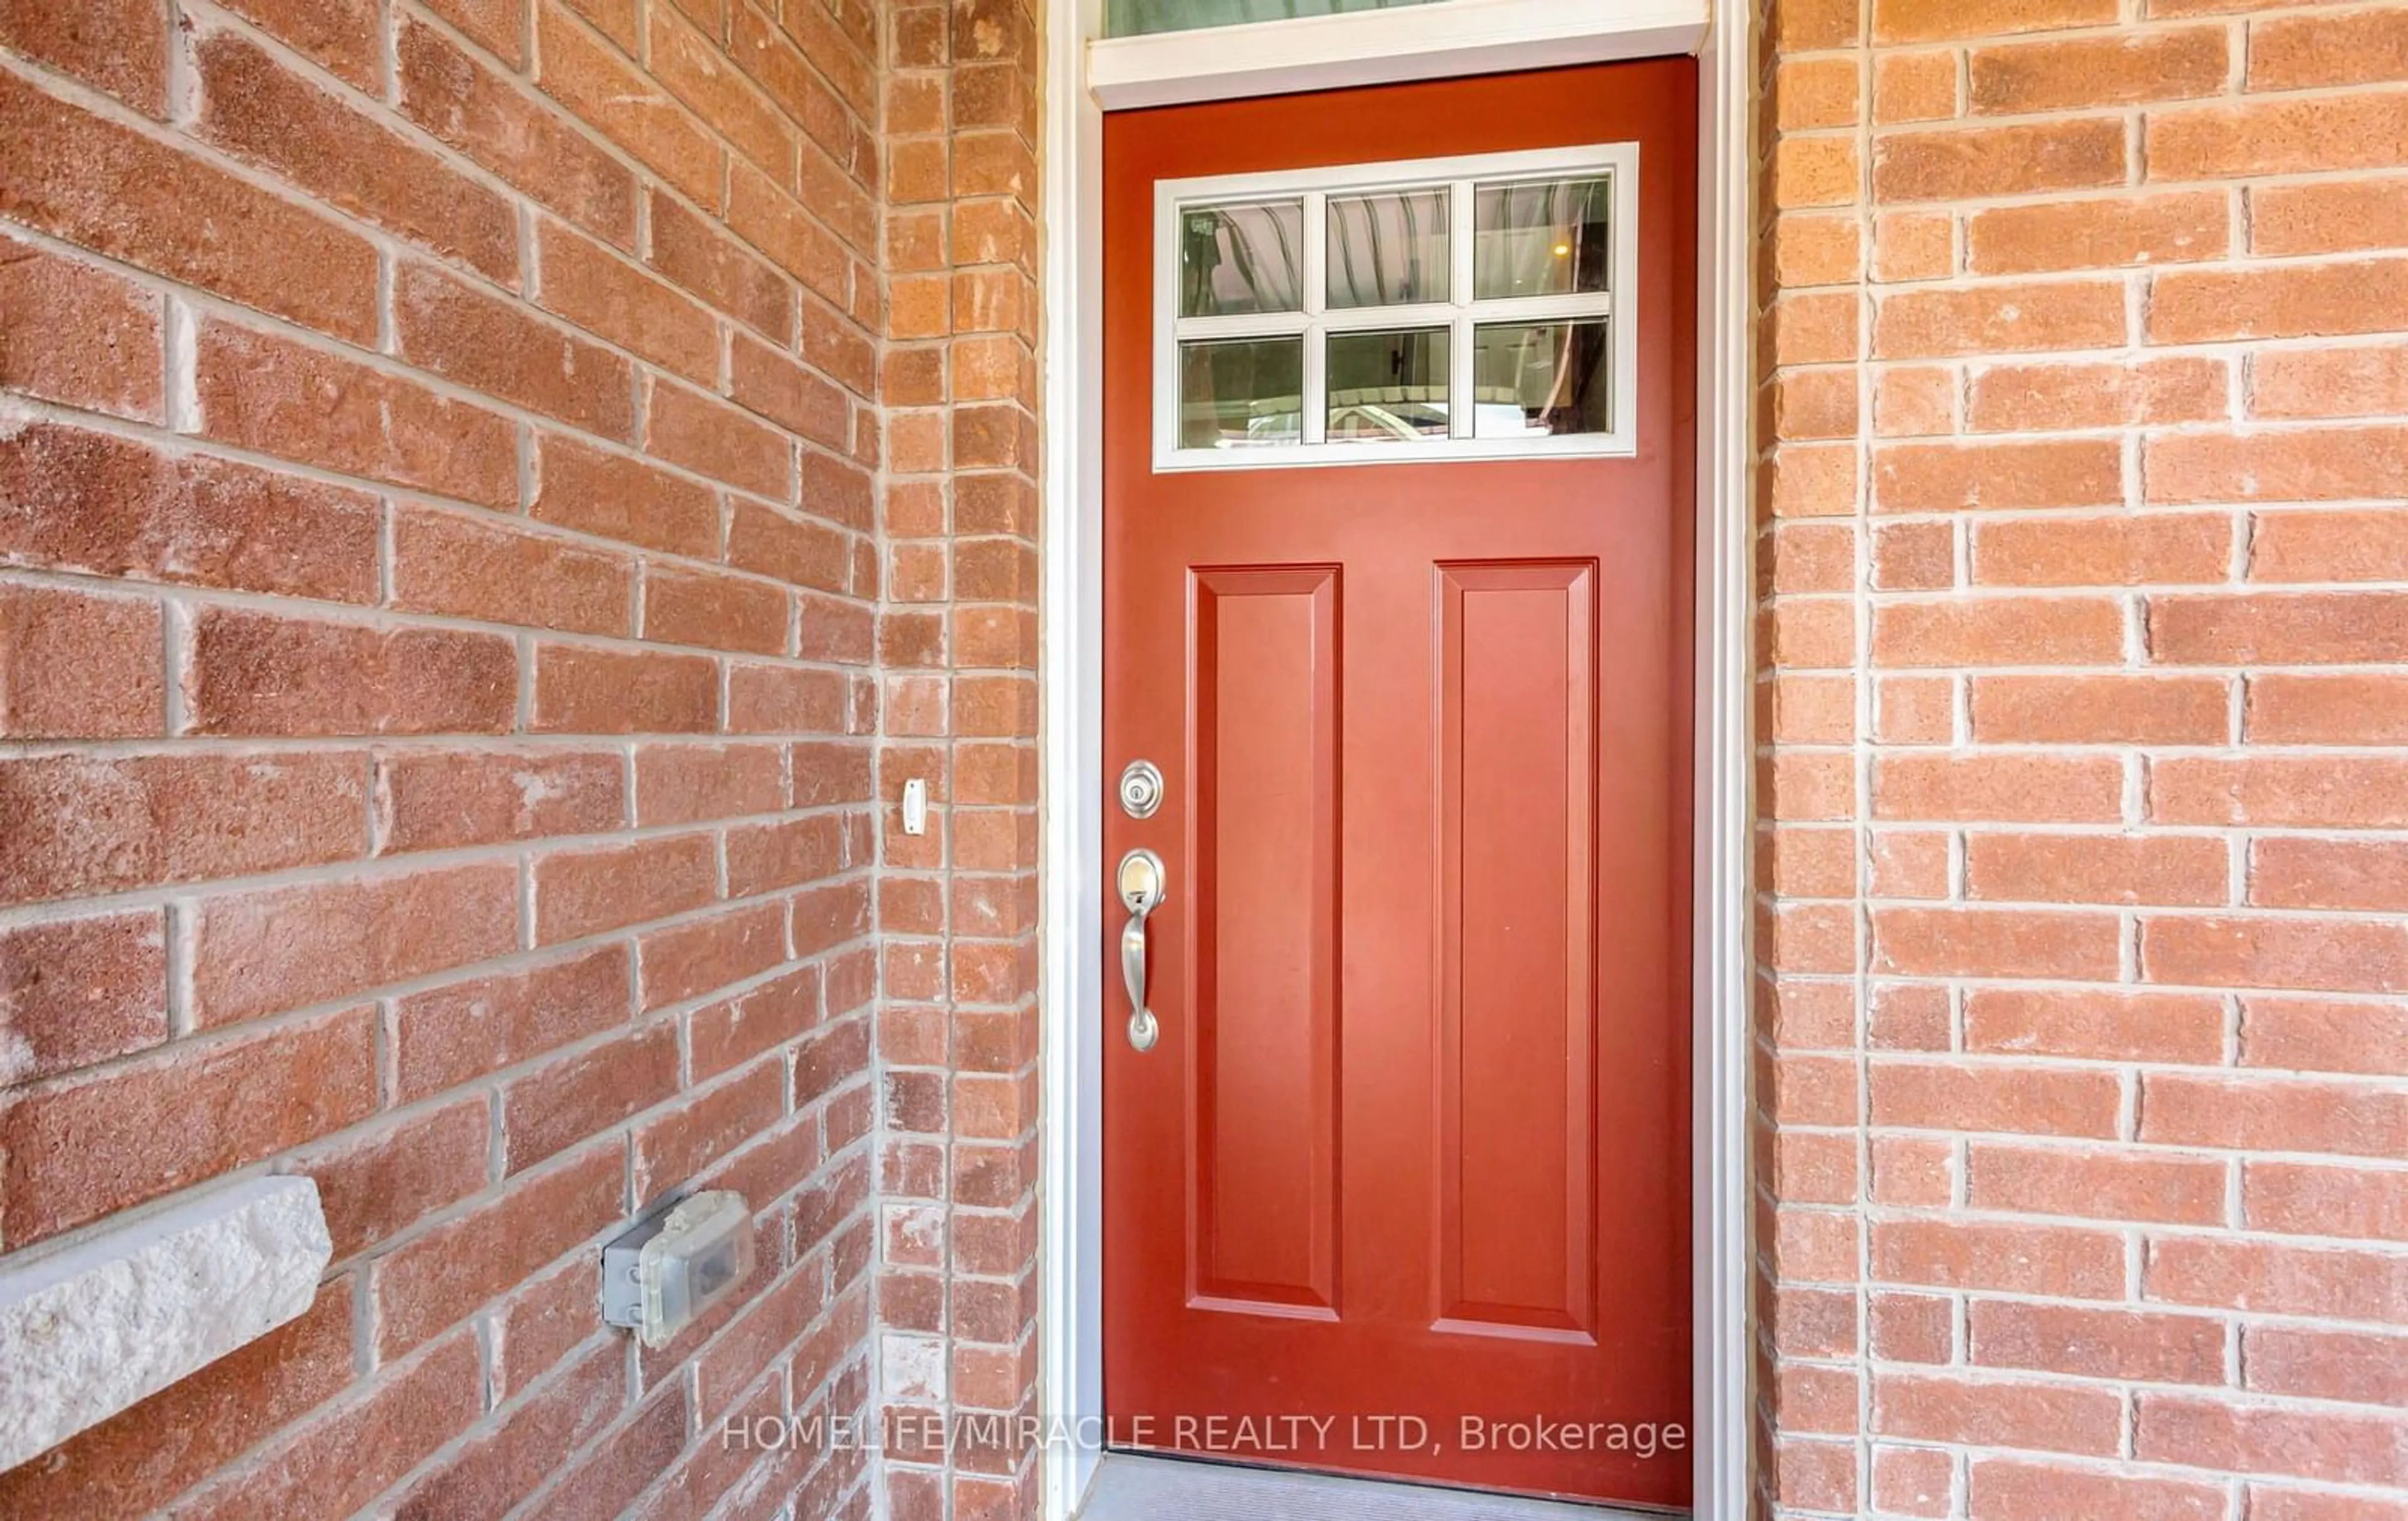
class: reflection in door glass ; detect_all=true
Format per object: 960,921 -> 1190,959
1180,201 -> 1305,318
1107,0 -> 1451,36
1327,328 -> 1450,442
1328,189 -> 1450,309
1180,337 -> 1304,448
1473,178 -> 1610,300
1472,320 -> 1610,438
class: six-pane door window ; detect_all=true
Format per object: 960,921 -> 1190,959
1158,147 -> 1635,468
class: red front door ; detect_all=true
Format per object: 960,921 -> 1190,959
1101,60 -> 1696,1510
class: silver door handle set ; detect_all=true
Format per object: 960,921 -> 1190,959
1116,760 -> 1166,1053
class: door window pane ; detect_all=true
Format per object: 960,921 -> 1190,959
1180,201 -> 1305,318
1181,337 -> 1304,448
1109,0 -> 1452,38
1327,189 -> 1450,310
1473,178 -> 1610,300
1327,328 -> 1450,443
1472,320 -> 1609,439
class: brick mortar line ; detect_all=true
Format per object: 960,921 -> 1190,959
1768,1129 -> 2408,1172
1762,977 -> 2406,1016
1778,1285 -> 2408,1333
0,743 -> 879,812
1775,814 -> 2408,836
862,3 -> 912,1493
1781,79 -> 2408,155
1783,353 -> 2408,389
1874,76 -> 2408,135
1763,663 -> 2408,681
1778,13 -> 2408,63
1780,330 -> 2408,368
1791,8 -> 2369,60
0,729 -> 885,761
1786,338 -> 2408,371
1802,1118 -> 2408,1164
1770,231 -> 2408,273
0,819 -> 879,932
1805,579 -> 2408,599
1842,27 -> 1883,1494
1779,1443 -> 2408,1498
0,556 -> 887,679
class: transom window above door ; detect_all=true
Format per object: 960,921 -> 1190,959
1152,144 -> 1639,471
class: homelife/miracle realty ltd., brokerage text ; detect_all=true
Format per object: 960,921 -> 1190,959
721,1412 -> 1692,1461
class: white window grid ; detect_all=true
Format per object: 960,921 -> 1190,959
1151,142 -> 1642,472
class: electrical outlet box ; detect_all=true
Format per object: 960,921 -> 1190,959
599,1191 -> 752,1348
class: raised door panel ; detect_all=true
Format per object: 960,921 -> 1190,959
1189,567 -> 1341,1313
1434,561 -> 1597,1339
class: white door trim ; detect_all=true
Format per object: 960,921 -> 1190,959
1038,4 -> 1111,1515
1035,4 -> 1756,1516
1687,8 -> 1757,1518
1087,0 -> 1709,111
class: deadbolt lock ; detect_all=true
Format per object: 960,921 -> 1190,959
1117,759 -> 1164,821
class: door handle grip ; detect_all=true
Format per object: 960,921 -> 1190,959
1117,850 -> 1166,1053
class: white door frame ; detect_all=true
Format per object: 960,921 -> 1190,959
1034,3 -> 1755,1515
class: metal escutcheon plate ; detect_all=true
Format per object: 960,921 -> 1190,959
1117,759 -> 1164,820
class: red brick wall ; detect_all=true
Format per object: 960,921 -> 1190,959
0,0 -> 886,1515
876,5 -> 1047,1520
1756,1 -> 2408,1517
